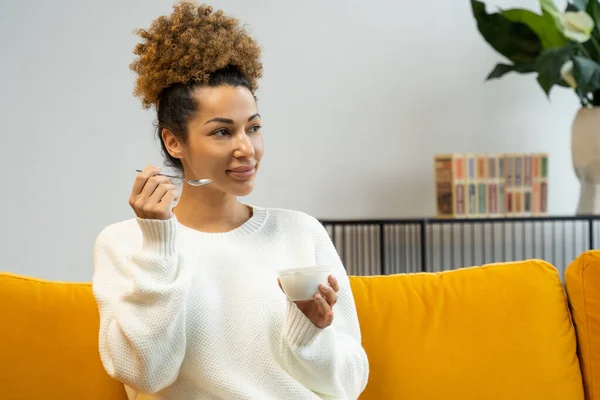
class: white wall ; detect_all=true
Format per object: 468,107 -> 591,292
0,0 -> 582,281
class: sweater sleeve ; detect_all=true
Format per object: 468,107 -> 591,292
279,218 -> 370,399
92,218 -> 190,394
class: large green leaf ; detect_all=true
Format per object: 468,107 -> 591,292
534,45 -> 576,95
501,8 -> 567,48
486,63 -> 536,79
573,55 -> 600,92
471,0 -> 543,65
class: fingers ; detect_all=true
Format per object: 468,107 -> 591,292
130,165 -> 160,199
158,186 -> 180,205
129,165 -> 178,220
140,175 -> 173,199
314,293 -> 334,324
319,284 -> 338,307
150,182 -> 178,204
328,275 -> 340,293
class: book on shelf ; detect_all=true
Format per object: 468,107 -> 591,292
434,154 -> 466,218
466,154 -> 477,217
515,154 -> 524,216
524,154 -> 533,217
434,153 -> 548,218
487,154 -> 502,218
476,154 -> 488,218
532,153 -> 549,216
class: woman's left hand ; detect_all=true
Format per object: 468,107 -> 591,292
281,275 -> 340,329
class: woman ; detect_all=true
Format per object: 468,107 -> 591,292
92,2 -> 369,399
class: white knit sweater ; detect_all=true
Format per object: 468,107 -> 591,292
92,206 -> 369,399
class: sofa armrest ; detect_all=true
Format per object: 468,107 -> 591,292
566,250 -> 600,400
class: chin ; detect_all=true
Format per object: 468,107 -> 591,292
224,181 -> 255,197
221,170 -> 258,196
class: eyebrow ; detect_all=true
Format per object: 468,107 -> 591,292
204,113 -> 261,125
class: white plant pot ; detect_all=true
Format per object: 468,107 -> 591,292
572,107 -> 600,215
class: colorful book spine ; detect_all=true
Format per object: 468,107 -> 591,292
454,154 -> 467,218
539,153 -> 549,215
532,155 -> 541,216
504,154 -> 514,217
523,154 -> 533,217
466,154 -> 478,217
487,155 -> 499,217
514,154 -> 524,216
531,153 -> 549,216
476,154 -> 488,217
434,154 -> 456,218
498,156 -> 505,216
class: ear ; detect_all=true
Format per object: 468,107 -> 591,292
161,128 -> 184,161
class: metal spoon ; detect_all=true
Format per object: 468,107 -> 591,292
135,170 -> 212,187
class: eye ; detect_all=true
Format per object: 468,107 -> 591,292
212,128 -> 229,137
249,125 -> 262,133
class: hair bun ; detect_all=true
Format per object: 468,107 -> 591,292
130,1 -> 262,109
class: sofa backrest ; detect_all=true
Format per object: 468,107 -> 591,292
0,260 -> 588,400
349,260 -> 585,400
0,272 -> 127,400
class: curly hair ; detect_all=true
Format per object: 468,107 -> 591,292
130,1 -> 262,109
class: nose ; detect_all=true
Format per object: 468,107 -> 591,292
233,131 -> 255,159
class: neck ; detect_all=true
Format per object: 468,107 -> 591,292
173,185 -> 252,233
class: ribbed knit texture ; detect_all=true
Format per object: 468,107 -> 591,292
92,206 -> 369,399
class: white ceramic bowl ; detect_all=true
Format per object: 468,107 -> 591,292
277,266 -> 332,301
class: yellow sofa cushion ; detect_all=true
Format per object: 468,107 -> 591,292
0,272 -> 127,400
566,250 -> 600,400
349,260 -> 584,400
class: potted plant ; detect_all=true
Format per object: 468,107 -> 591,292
471,0 -> 600,214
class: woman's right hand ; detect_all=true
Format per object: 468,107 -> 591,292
129,165 -> 180,220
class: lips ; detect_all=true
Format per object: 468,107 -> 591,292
228,165 -> 255,173
226,164 -> 256,180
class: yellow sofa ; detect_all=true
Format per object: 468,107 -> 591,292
1,253 -> 599,399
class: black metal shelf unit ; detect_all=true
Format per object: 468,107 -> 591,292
320,215 -> 600,277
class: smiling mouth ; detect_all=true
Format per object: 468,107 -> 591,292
226,166 -> 256,179
228,165 -> 255,172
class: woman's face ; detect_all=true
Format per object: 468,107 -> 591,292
166,85 -> 264,197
